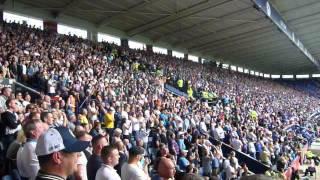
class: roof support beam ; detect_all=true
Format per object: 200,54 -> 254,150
186,9 -> 320,52
152,6 -> 252,42
201,22 -> 320,55
187,21 -> 270,51
126,0 -> 233,37
174,5 -> 320,50
212,39 -> 305,60
96,0 -> 158,28
199,29 -> 276,53
173,18 -> 265,48
54,0 -> 80,18
225,37 -> 320,62
252,0 -> 319,69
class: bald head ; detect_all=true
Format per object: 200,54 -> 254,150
158,157 -> 176,179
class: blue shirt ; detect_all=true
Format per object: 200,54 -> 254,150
178,157 -> 190,171
177,139 -> 186,151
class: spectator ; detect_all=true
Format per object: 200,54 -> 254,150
121,146 -> 150,180
104,108 -> 115,137
0,87 -> 12,112
87,135 -> 108,180
152,157 -> 176,180
114,140 -> 128,176
0,98 -> 21,164
95,145 -> 121,180
0,21 -> 320,179
35,127 -> 90,179
74,131 -> 92,180
40,111 -> 54,128
178,150 -> 189,172
16,119 -> 44,179
5,130 -> 26,171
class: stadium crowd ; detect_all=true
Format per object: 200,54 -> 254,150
0,21 -> 319,180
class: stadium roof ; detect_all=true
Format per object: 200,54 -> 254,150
3,0 -> 320,74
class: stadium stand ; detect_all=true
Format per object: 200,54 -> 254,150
0,18 -> 319,180
278,79 -> 320,99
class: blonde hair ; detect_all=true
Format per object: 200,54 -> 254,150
16,130 -> 26,144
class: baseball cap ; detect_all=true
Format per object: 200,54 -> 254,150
36,127 -> 90,156
129,146 -> 145,156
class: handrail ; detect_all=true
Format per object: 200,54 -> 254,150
79,96 -> 89,110
220,140 -> 270,166
14,80 -> 41,96
210,138 -> 270,174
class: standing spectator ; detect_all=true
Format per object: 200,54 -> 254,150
230,136 -> 243,152
0,98 -> 20,166
95,145 -> 120,180
0,87 -> 12,112
121,146 -> 150,180
74,131 -> 92,180
40,111 -> 54,128
87,135 -> 108,180
152,157 -> 176,180
35,127 -> 90,179
114,140 -> 128,176
168,133 -> 179,160
178,150 -> 189,172
202,149 -> 213,177
104,108 -> 115,138
17,119 -> 44,179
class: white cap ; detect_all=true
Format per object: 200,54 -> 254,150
36,128 -> 65,156
36,127 -> 90,156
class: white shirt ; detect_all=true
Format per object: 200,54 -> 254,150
248,141 -> 256,153
122,119 -> 132,135
121,111 -> 129,120
199,121 -> 207,132
17,140 -> 39,180
225,165 -> 236,180
121,163 -> 148,180
231,139 -> 242,151
77,152 -> 88,180
95,164 -> 121,180
216,126 -> 225,139
132,117 -> 140,131
22,64 -> 27,75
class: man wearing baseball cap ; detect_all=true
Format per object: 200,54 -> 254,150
35,127 -> 90,180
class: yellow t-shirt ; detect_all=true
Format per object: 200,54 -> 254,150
79,114 -> 89,125
177,79 -> 183,88
250,110 -> 258,121
104,112 -> 114,128
187,88 -> 193,98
